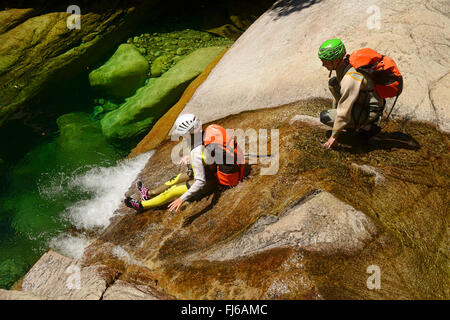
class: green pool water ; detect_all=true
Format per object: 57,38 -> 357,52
0,5 -> 239,289
0,107 -> 126,289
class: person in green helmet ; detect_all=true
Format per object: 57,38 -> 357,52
318,39 -> 385,149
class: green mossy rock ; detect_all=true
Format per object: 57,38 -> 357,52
89,44 -> 149,99
150,55 -> 170,77
93,106 -> 104,118
0,2 -> 162,129
56,113 -> 117,165
100,46 -> 227,142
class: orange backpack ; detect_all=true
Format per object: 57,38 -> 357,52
203,124 -> 245,186
348,48 -> 403,99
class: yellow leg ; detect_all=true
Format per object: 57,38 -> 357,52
164,172 -> 190,186
147,172 -> 190,197
141,183 -> 188,209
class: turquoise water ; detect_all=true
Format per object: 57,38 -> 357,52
0,111 -> 126,288
0,3 -> 241,289
0,63 -> 135,288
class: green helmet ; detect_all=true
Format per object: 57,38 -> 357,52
318,39 -> 346,61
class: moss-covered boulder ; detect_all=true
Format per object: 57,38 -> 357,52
89,44 -> 149,99
56,112 -> 118,167
150,55 -> 171,77
100,46 -> 227,143
0,1 -> 162,129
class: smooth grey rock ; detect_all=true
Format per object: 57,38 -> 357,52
202,191 -> 377,260
182,0 -> 450,133
21,250 -> 115,300
102,280 -> 161,300
430,72 -> 450,132
0,289 -> 47,300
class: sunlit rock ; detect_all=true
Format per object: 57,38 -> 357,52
203,190 -> 377,260
182,0 -> 450,133
89,44 -> 149,99
100,46 -> 227,143
21,251 -> 117,300
0,289 -> 46,300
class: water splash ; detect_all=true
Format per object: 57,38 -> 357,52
49,234 -> 93,260
112,245 -> 143,266
49,151 -> 154,258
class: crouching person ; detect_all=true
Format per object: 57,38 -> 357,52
318,39 -> 387,148
124,114 -> 245,213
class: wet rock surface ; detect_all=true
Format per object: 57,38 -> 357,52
102,280 -> 172,300
81,99 -> 449,299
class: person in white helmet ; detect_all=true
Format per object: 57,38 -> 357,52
124,114 -> 217,213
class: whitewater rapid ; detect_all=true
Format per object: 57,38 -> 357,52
49,151 -> 154,259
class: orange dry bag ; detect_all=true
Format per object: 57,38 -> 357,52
203,124 -> 244,186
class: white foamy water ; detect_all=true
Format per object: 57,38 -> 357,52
49,151 -> 154,259
49,234 -> 93,259
64,151 -> 153,230
112,245 -> 143,266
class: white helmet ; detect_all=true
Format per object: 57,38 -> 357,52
173,113 -> 201,135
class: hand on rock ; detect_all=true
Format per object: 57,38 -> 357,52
322,136 -> 337,149
168,197 -> 184,213
179,155 -> 189,166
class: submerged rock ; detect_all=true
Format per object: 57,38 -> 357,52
89,44 -> 149,99
150,55 -> 170,77
129,48 -> 228,157
56,112 -> 119,168
100,46 -> 227,143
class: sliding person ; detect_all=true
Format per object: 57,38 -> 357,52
124,114 -> 244,213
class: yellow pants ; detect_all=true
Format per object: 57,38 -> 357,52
141,183 -> 188,209
141,171 -> 217,209
141,173 -> 192,209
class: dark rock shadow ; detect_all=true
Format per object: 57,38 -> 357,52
182,190 -> 222,228
367,132 -> 421,151
328,130 -> 421,153
269,0 -> 323,20
182,164 -> 251,227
